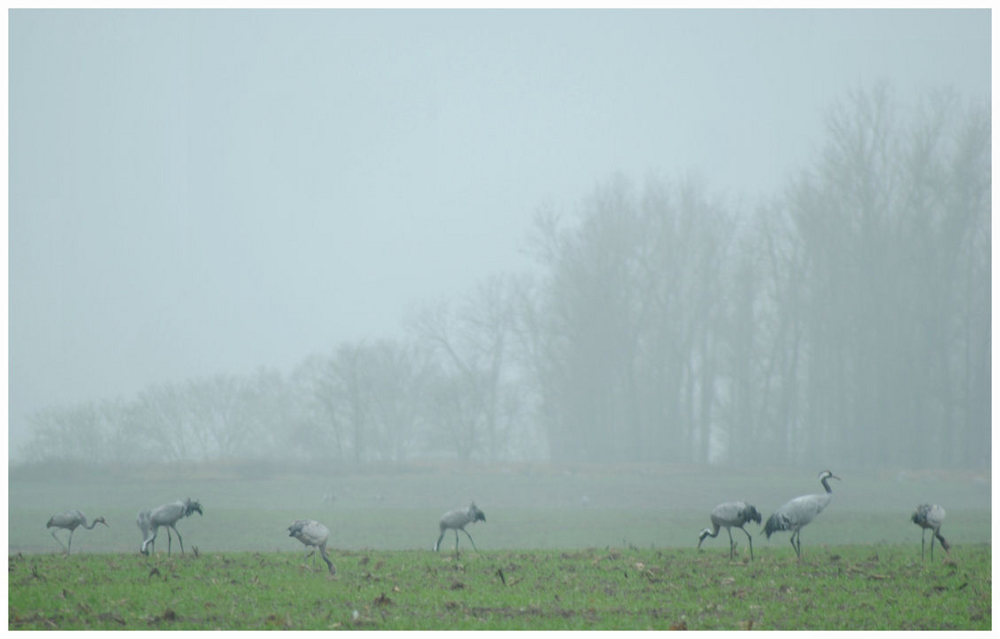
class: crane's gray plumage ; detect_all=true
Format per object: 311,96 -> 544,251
434,502 -> 486,552
764,470 -> 840,559
911,504 -> 950,560
46,510 -> 108,554
288,519 -> 336,575
140,498 -> 202,556
698,501 -> 762,560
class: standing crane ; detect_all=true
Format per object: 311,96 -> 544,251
911,504 -> 950,560
140,498 -> 203,556
763,470 -> 840,559
434,502 -> 486,552
46,511 -> 108,554
697,501 -> 762,560
287,519 -> 336,575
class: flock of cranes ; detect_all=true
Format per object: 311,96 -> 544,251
697,471 -> 840,561
42,498 -> 490,566
43,471 -> 952,567
697,470 -> 951,563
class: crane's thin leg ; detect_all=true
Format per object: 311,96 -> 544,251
434,531 -> 445,552
461,529 -> 479,552
920,529 -> 926,560
726,528 -> 735,559
454,530 -> 460,553
67,530 -> 74,555
740,527 -> 754,561
166,528 -> 173,556
930,532 -> 935,561
171,525 -> 185,555
51,530 -> 68,553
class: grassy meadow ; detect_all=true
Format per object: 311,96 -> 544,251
8,544 -> 990,630
8,463 -> 991,629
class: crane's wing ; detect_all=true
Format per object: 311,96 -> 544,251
710,501 -> 746,523
289,519 -> 329,546
926,505 -> 946,527
786,494 -> 829,523
439,508 -> 471,530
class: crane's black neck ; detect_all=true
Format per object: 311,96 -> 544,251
820,476 -> 834,494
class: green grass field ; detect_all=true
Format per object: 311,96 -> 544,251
8,464 -> 991,629
8,545 -> 990,630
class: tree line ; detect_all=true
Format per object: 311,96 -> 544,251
20,84 -> 990,470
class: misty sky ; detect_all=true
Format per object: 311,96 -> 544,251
8,9 -> 990,455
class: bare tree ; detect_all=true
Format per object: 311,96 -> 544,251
785,84 -> 990,468
523,174 -> 733,463
411,275 -> 517,460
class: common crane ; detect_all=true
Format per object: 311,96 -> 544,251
434,502 -> 486,552
140,498 -> 203,556
288,519 -> 336,575
763,470 -> 840,559
46,511 -> 108,554
697,501 -> 762,560
911,504 -> 950,560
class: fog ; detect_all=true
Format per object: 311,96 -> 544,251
8,9 -> 990,472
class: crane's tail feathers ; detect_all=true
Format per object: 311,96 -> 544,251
763,514 -> 790,538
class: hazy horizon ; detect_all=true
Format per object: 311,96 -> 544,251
8,9 -> 991,459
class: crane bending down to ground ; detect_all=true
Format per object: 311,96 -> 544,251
46,511 -> 108,554
139,499 -> 203,556
698,501 -> 762,560
288,520 -> 336,575
763,470 -> 840,559
434,502 -> 486,552
911,504 -> 950,560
